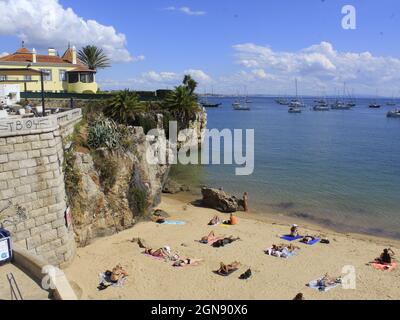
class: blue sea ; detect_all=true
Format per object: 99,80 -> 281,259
170,97 -> 400,239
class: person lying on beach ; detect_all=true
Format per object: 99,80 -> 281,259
374,248 -> 396,265
110,264 -> 129,283
209,215 -> 222,226
317,273 -> 342,288
290,224 -> 299,237
212,236 -> 241,248
265,244 -> 300,258
223,214 -> 238,225
300,235 -> 317,244
215,261 -> 241,276
200,231 -> 219,244
145,246 -> 172,258
172,258 -> 203,267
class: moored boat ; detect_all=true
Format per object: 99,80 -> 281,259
387,109 -> 400,118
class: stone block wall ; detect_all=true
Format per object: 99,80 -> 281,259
0,109 -> 81,267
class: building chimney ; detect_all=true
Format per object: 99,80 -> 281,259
48,48 -> 56,56
72,46 -> 77,64
32,48 -> 37,63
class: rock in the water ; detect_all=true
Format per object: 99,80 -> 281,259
162,179 -> 183,194
201,187 -> 241,213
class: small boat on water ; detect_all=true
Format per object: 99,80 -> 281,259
233,101 -> 251,111
386,101 -> 396,106
289,99 -> 305,108
387,109 -> 400,118
331,101 -> 351,110
276,98 -> 290,105
369,103 -> 381,109
313,103 -> 330,111
288,107 -> 301,113
201,102 -> 222,108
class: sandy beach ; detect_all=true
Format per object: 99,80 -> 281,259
64,194 -> 400,300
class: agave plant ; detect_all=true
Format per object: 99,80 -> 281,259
104,90 -> 146,125
87,116 -> 121,150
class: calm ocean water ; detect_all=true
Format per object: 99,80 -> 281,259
170,97 -> 400,239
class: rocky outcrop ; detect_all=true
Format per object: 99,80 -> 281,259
201,187 -> 244,213
70,127 -> 169,247
178,106 -> 207,149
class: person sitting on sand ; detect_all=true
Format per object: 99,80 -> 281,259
216,261 -> 241,276
290,224 -> 299,237
110,264 -> 129,283
224,213 -> 238,225
300,235 -> 316,244
375,248 -> 395,265
172,258 -> 203,267
209,215 -> 222,226
212,236 -> 240,248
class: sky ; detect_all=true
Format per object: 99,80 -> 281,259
0,0 -> 400,96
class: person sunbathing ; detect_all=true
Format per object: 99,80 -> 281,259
266,244 -> 299,258
300,235 -> 316,244
110,264 -> 128,283
216,261 -> 241,275
375,248 -> 395,265
172,258 -> 203,267
145,246 -> 171,258
317,273 -> 341,288
200,231 -> 217,244
209,215 -> 222,225
212,236 -> 240,248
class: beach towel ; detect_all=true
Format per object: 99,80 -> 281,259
143,252 -> 166,261
280,235 -> 303,242
371,261 -> 397,272
302,238 -> 320,246
219,224 -> 232,228
308,279 -> 341,292
162,220 -> 186,225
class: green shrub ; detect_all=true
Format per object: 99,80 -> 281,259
64,150 -> 82,201
87,116 -> 120,150
128,187 -> 148,216
82,90 -> 95,94
92,151 -> 118,194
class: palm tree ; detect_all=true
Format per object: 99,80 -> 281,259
164,75 -> 200,129
78,45 -> 110,70
104,90 -> 145,124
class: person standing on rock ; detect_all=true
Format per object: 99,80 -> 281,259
243,192 -> 249,212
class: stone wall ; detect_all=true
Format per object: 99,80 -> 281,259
0,109 -> 82,267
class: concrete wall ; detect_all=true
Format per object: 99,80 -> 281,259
0,109 -> 81,267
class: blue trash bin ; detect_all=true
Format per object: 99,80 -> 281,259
0,228 -> 13,264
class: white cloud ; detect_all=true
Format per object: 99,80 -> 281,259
0,52 -> 8,58
232,41 -> 400,95
0,0 -> 142,63
164,6 -> 206,16
98,69 -> 212,91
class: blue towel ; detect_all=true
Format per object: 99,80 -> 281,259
304,238 -> 320,246
280,235 -> 303,242
162,220 -> 186,225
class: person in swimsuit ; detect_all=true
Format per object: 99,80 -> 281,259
173,258 -> 203,267
376,248 -> 395,265
209,215 -> 222,226
290,224 -> 299,237
300,235 -> 316,244
110,264 -> 128,283
216,261 -> 241,275
200,231 -> 217,244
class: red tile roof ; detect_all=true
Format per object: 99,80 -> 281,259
0,47 -> 95,72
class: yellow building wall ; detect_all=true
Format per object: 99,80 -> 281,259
0,64 -> 98,93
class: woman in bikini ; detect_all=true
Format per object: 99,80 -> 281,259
200,231 -> 216,244
173,258 -> 203,267
209,215 -> 222,226
145,246 -> 171,258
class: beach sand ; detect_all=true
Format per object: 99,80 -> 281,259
64,194 -> 400,300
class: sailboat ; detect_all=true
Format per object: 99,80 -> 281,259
288,78 -> 304,112
387,109 -> 400,118
232,93 -> 251,111
200,88 -> 222,108
386,93 -> 396,106
369,90 -> 381,108
331,83 -> 352,110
